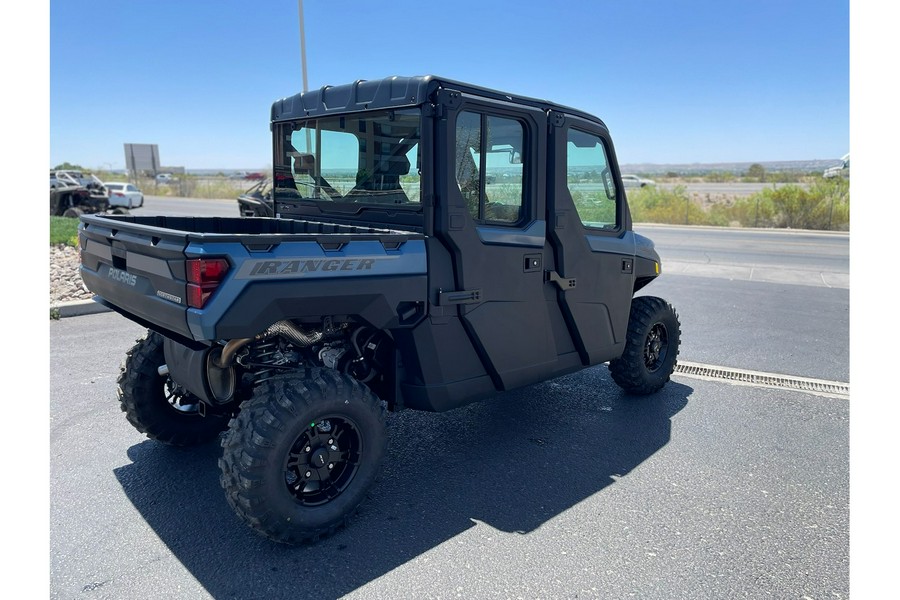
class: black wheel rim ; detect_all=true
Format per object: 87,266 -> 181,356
644,323 -> 668,373
162,377 -> 201,415
283,417 -> 363,507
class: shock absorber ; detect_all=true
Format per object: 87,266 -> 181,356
237,339 -> 284,384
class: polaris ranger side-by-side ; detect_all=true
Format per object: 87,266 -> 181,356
78,76 -> 681,544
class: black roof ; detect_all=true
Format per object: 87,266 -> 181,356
270,75 -> 607,129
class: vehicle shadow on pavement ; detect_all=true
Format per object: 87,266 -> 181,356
114,367 -> 691,599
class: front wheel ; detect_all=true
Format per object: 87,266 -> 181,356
219,369 -> 387,544
608,296 -> 681,395
117,331 -> 229,446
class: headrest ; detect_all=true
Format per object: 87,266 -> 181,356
375,154 -> 410,176
293,153 -> 316,174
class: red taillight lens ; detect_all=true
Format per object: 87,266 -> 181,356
186,258 -> 229,284
185,258 -> 229,308
187,283 -> 216,308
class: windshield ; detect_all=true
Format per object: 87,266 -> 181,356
273,109 -> 421,207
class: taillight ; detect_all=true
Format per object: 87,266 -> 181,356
185,258 -> 229,308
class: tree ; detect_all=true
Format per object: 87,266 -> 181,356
52,162 -> 87,171
746,163 -> 766,182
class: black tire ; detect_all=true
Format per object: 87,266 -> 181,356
219,369 -> 387,544
62,207 -> 83,218
117,331 -> 229,446
608,296 -> 681,395
110,207 -> 130,215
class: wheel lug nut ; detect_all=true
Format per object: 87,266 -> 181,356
305,471 -> 311,477
305,446 -> 311,452
328,439 -> 333,445
328,463 -> 334,469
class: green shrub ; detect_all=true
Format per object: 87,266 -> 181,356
628,185 -> 712,225
706,195 -> 777,228
705,171 -> 736,183
49,216 -> 80,247
620,179 -> 849,230
758,180 -> 848,230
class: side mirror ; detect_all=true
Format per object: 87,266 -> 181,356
602,169 -> 616,200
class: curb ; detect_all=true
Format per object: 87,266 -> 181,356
52,299 -> 112,319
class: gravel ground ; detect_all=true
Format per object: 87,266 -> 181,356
50,244 -> 93,306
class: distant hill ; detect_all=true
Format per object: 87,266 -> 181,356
620,159 -> 843,176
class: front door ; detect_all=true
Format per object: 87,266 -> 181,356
546,113 -> 638,366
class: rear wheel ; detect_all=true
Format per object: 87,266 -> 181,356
117,331 -> 229,446
609,296 -> 681,395
62,207 -> 83,218
219,369 -> 387,544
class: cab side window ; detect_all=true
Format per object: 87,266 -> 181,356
566,129 -> 619,230
455,111 -> 525,224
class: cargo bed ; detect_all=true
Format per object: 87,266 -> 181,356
78,214 -> 428,345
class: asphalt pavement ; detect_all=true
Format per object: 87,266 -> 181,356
50,311 -> 848,600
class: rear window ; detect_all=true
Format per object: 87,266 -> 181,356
106,184 -> 123,191
273,108 -> 421,207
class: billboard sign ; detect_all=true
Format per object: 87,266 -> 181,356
124,144 -> 160,174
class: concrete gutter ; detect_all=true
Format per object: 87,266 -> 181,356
52,299 -> 112,319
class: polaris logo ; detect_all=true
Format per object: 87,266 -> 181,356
247,258 -> 376,277
107,267 -> 136,287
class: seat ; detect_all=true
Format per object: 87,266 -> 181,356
357,154 -> 411,204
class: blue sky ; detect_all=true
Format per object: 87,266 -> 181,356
49,0 -> 849,170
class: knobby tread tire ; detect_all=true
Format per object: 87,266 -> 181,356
218,369 -> 387,545
117,331 -> 228,446
608,296 -> 681,395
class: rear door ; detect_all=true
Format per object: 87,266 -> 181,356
433,94 -> 577,390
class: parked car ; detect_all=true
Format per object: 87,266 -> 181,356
237,178 -> 274,217
244,172 -> 265,181
104,182 -> 144,208
620,174 -> 656,188
823,154 -> 849,179
155,173 -> 175,184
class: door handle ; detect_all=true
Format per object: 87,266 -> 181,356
545,271 -> 576,290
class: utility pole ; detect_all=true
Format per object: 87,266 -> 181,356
298,0 -> 312,153
298,0 -> 309,94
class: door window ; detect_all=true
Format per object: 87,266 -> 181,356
566,129 -> 619,230
455,111 -> 525,224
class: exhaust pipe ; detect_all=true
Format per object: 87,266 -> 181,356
214,320 -> 324,368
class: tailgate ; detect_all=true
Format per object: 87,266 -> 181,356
78,216 -> 195,341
